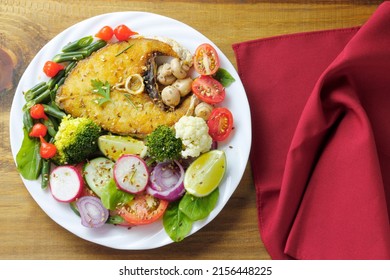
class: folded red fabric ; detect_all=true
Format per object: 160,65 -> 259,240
233,2 -> 390,259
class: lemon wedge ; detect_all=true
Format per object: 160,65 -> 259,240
184,150 -> 226,197
98,135 -> 147,161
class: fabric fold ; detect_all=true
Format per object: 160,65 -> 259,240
233,2 -> 390,259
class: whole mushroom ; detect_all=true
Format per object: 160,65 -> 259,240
161,85 -> 181,107
170,58 -> 188,79
172,77 -> 193,97
157,63 -> 176,85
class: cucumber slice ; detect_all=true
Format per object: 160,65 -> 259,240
84,157 -> 114,197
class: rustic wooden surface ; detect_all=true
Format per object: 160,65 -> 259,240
0,0 -> 383,260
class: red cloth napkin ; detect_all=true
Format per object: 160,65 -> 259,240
233,2 -> 390,260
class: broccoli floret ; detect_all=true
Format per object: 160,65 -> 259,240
145,125 -> 182,162
53,115 -> 101,165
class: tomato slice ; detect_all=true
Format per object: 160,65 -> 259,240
118,193 -> 168,225
95,26 -> 114,41
207,107 -> 234,142
192,75 -> 225,104
193,43 -> 220,75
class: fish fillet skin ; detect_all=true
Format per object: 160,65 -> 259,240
56,37 -> 192,137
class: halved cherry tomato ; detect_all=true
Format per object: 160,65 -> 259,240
192,75 -> 225,104
193,43 -> 220,75
114,24 -> 138,41
118,193 -> 168,225
43,61 -> 64,77
30,104 -> 48,120
95,25 -> 114,41
39,136 -> 57,159
207,107 -> 234,142
29,123 -> 47,138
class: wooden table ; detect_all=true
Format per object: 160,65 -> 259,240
0,0 -> 383,260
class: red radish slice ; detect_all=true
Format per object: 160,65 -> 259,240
76,196 -> 109,228
49,165 -> 84,202
113,154 -> 149,194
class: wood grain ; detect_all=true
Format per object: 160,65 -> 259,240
0,0 -> 383,260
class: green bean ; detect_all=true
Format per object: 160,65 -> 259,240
65,61 -> 77,75
42,117 -> 57,137
23,110 -> 34,132
24,82 -> 48,101
47,69 -> 65,90
52,52 -> 85,63
43,103 -> 66,119
41,159 -> 50,189
23,89 -> 51,110
83,39 -> 107,56
62,35 -> 93,52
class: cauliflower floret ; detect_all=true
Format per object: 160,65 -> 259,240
174,116 -> 212,158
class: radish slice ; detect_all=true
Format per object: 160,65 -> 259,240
76,196 -> 109,228
146,160 -> 185,201
49,165 -> 84,202
113,154 -> 149,194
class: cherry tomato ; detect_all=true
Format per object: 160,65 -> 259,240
95,25 -> 114,41
43,61 -> 64,78
114,24 -> 138,41
39,136 -> 57,159
118,193 -> 168,225
207,107 -> 234,142
193,43 -> 220,75
192,75 -> 225,104
30,104 -> 48,120
29,123 -> 47,138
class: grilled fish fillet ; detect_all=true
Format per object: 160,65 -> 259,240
56,37 -> 192,137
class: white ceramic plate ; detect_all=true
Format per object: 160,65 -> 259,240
9,12 -> 251,249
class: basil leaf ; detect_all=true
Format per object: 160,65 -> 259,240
100,179 -> 134,210
16,128 -> 42,180
163,201 -> 193,242
214,68 -> 235,87
179,188 -> 219,221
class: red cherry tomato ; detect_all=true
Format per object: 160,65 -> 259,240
118,193 -> 168,225
43,61 -> 64,78
29,123 -> 47,138
192,75 -> 225,104
39,136 -> 57,159
30,104 -> 48,120
114,24 -> 138,41
207,107 -> 234,142
95,25 -> 114,41
193,43 -> 220,75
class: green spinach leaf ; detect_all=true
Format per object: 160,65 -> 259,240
163,201 -> 193,242
100,179 -> 134,210
179,188 -> 219,221
16,128 -> 42,180
214,68 -> 235,87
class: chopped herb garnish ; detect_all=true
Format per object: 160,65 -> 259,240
91,79 -> 112,106
115,43 -> 134,57
214,68 -> 236,87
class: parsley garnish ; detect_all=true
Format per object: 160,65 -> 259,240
91,79 -> 112,106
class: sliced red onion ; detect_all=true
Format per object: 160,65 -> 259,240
76,196 -> 109,228
146,160 -> 185,201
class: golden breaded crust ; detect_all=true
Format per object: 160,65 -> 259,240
56,38 -> 191,137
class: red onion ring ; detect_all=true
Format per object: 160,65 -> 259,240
147,160 -> 185,201
76,196 -> 109,228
